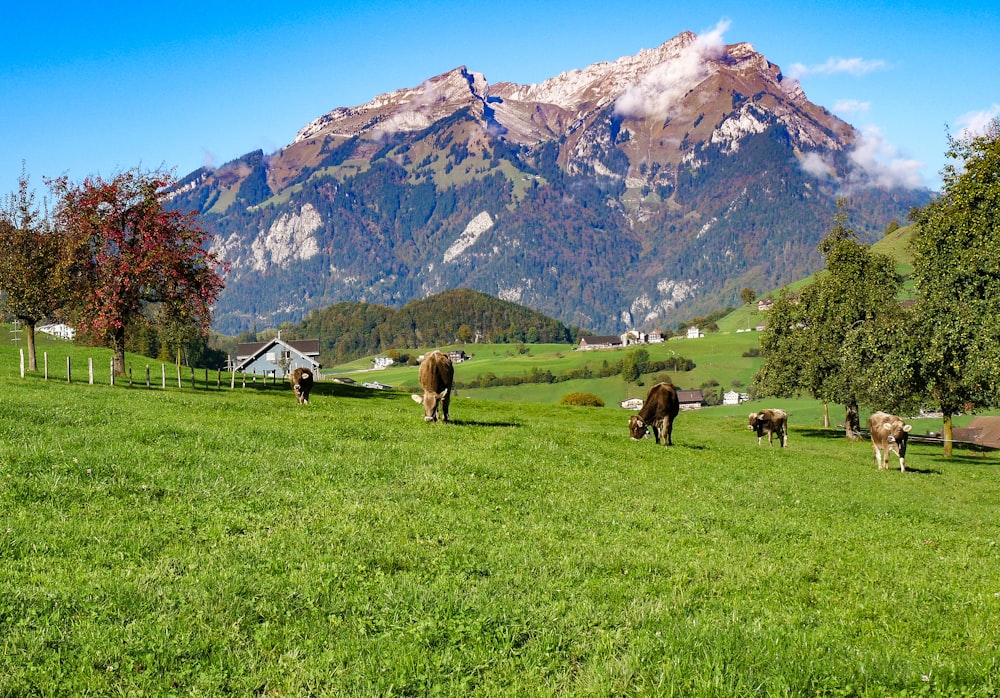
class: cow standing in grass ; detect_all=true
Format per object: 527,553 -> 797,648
868,411 -> 913,471
412,350 -> 454,422
290,367 -> 314,404
748,409 -> 788,447
629,382 -> 680,446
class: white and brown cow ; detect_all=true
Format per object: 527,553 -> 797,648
289,367 -> 314,404
868,411 -> 913,472
411,350 -> 454,422
748,409 -> 788,447
629,382 -> 680,446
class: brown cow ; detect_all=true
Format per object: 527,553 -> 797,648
629,382 -> 680,446
411,350 -> 454,422
289,367 -> 314,404
868,411 -> 912,471
748,409 -> 788,447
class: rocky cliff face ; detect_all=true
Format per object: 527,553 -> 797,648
170,31 -> 930,335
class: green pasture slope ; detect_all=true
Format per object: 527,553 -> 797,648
2,336 -> 999,695
331,332 -> 765,408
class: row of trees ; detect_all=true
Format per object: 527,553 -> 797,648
753,120 -> 1000,455
0,168 -> 226,375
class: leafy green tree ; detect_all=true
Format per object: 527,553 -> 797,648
49,169 -> 226,375
908,118 -> 1000,454
753,202 -> 902,437
0,168 -> 79,372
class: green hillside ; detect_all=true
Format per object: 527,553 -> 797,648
2,335 -> 998,695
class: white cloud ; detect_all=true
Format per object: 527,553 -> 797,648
832,99 -> 870,114
614,19 -> 731,119
787,57 -> 887,80
798,127 -> 925,191
800,151 -> 835,179
955,104 -> 1000,139
847,125 -> 925,190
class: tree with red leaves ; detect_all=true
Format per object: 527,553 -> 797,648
49,169 -> 226,375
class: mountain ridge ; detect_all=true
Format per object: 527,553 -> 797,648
169,30 -> 931,335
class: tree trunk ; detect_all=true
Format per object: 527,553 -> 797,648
844,399 -> 861,440
112,327 -> 127,376
942,412 -> 954,457
25,321 -> 38,372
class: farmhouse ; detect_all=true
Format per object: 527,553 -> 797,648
686,326 -> 704,339
235,336 -> 321,378
677,389 -> 705,410
578,335 -> 623,351
449,350 -> 469,363
620,397 -> 644,410
723,390 -> 741,405
373,356 -> 395,369
38,323 -> 76,340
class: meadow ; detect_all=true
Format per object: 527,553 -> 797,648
2,335 -> 999,696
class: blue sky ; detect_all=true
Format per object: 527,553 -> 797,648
3,0 -> 998,198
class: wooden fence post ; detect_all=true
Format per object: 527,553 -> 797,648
176,363 -> 181,389
88,357 -> 94,385
110,358 -> 115,387
146,365 -> 151,388
44,352 -> 48,380
161,364 -> 166,389
19,348 -> 24,378
66,356 -> 71,383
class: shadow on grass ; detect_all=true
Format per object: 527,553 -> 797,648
794,427 -> 850,440
446,419 -> 523,428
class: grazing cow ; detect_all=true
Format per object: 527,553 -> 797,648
747,409 -> 788,447
289,367 -> 314,404
411,350 -> 454,422
629,382 -> 680,446
868,411 -> 913,472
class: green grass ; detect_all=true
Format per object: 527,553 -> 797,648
2,339 -> 1000,695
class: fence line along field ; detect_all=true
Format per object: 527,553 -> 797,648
2,341 -> 999,695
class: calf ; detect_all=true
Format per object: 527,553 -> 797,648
289,367 -> 314,404
748,409 -> 788,447
629,382 -> 680,446
868,411 -> 912,471
411,350 -> 454,422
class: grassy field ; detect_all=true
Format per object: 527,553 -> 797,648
2,337 -> 999,695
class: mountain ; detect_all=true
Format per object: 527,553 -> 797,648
169,31 -> 932,335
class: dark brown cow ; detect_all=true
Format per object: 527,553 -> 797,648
747,409 -> 788,447
411,350 -> 454,422
629,382 -> 680,446
289,367 -> 314,404
868,411 -> 913,472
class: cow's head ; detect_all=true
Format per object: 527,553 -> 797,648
412,389 -> 448,422
747,412 -> 759,430
629,415 -> 649,440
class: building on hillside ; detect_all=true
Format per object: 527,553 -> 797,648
362,381 -> 392,390
38,323 -> 76,340
723,390 -> 741,405
620,398 -> 644,410
578,335 -> 623,350
373,356 -> 395,370
677,389 -> 705,410
686,326 -> 704,339
234,336 -> 321,378
621,330 -> 647,346
449,350 -> 469,363
648,330 -> 664,343
757,298 -> 774,312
